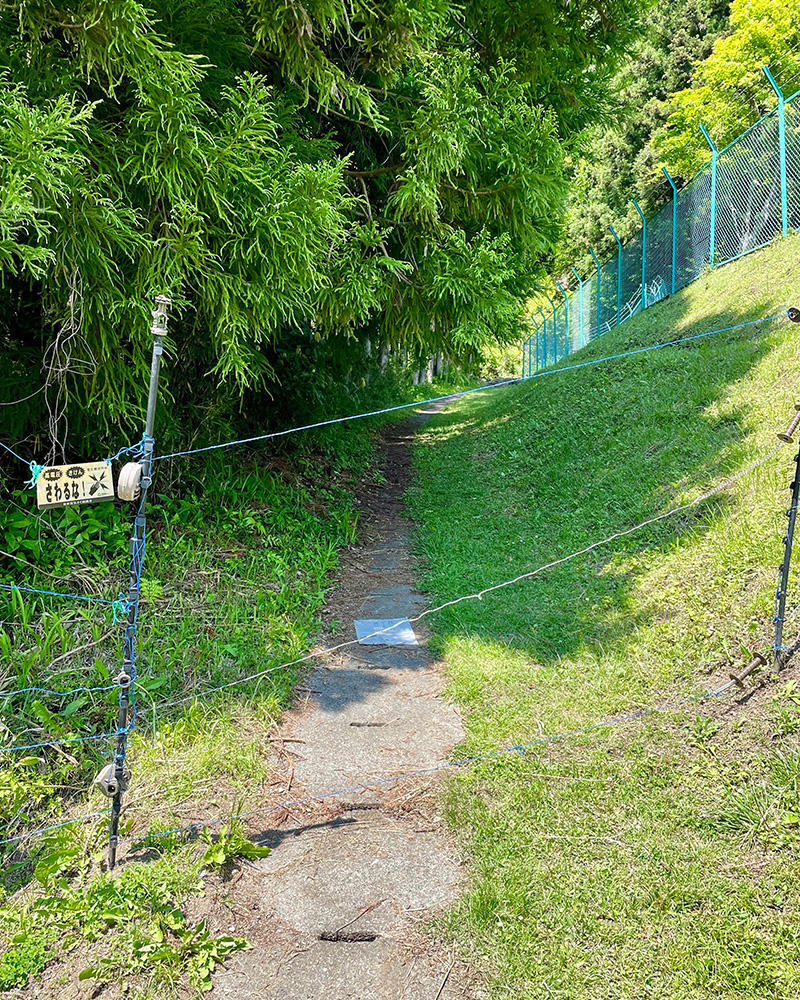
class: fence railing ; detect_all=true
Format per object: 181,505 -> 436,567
522,66 -> 800,377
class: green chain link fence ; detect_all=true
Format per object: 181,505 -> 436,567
521,70 -> 800,378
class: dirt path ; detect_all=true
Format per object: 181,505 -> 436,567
212,402 -> 476,999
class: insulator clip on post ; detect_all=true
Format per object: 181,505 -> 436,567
729,653 -> 767,688
778,404 -> 800,443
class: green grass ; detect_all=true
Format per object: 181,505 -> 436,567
409,234 -> 800,998
0,362 -> 476,992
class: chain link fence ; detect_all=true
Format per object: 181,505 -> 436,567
521,78 -> 800,377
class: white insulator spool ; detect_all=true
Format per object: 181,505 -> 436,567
117,462 -> 143,501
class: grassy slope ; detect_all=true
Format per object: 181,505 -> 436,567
409,234 -> 800,999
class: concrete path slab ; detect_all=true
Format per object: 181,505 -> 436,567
213,401 -> 477,999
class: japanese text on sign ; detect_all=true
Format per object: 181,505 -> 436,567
36,463 -> 115,509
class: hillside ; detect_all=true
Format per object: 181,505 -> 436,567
409,233 -> 800,998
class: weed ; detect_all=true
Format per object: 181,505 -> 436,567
0,933 -> 48,990
691,714 -> 723,744
201,820 -> 271,869
0,829 -> 244,992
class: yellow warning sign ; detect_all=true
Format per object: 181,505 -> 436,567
36,463 -> 115,509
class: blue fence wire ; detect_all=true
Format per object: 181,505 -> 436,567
154,377 -> 525,461
0,440 -> 30,466
104,434 -> 150,466
151,313 -> 779,466
0,309 -> 789,857
0,583 -> 118,605
0,680 -> 736,852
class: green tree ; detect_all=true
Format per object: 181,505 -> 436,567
554,0 -> 730,274
653,0 -> 800,179
0,0 -> 644,453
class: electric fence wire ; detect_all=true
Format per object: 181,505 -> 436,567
0,439 -> 30,466
0,385 -> 46,407
0,676 -> 741,852
143,437 -> 785,713
0,729 -> 124,754
120,682 -> 741,858
0,314 -> 782,479
0,583 -> 119,605
0,422 -> 783,759
0,683 -> 117,700
0,624 -> 120,703
152,314 -> 782,463
1,436 -> 785,843
8,354 -> 783,712
0,312 -> 789,843
0,810 -> 110,850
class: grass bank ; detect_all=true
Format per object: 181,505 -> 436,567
409,234 -> 800,998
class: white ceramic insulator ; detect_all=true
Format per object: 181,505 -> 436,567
117,462 -> 143,501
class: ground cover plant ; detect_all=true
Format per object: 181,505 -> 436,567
0,824 -> 244,996
0,361 -> 473,992
409,233 -> 800,998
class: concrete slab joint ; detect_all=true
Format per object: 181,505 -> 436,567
215,401 -> 471,1000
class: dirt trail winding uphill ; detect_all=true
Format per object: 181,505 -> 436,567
212,401 -> 480,1000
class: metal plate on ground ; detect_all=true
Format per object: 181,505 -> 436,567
354,618 -> 418,646
36,462 -> 115,509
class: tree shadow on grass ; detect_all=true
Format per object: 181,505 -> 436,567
412,275 -> 793,670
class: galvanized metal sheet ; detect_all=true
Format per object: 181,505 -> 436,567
354,618 -> 418,646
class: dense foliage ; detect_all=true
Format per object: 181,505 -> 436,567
653,0 -> 800,178
555,0 -> 730,274
0,0 -> 643,457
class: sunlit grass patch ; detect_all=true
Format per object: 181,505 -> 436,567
412,234 -> 800,998
132,703 -> 272,797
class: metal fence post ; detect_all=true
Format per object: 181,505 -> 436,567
571,267 -> 584,347
774,442 -> 800,669
544,294 -> 557,362
699,124 -> 718,268
556,281 -> 569,356
662,166 -> 678,294
589,248 -> 601,338
532,318 -> 539,372
537,306 -> 548,367
764,66 -> 788,239
632,198 -> 647,308
609,225 -> 622,326
108,295 -> 170,870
